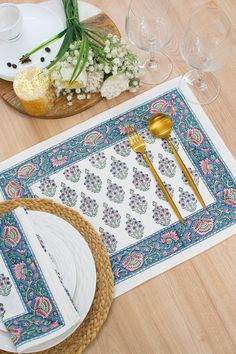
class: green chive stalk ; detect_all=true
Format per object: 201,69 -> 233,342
20,0 -> 106,82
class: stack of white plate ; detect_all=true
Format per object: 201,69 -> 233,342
0,211 -> 96,353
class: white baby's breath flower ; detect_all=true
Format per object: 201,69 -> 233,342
111,48 -> 117,57
101,74 -> 129,100
113,58 -> 121,66
87,93 -> 91,99
68,101 -> 73,106
88,66 -> 94,72
125,72 -> 132,78
50,31 -> 140,100
77,94 -> 86,100
98,63 -> 104,70
104,65 -> 111,74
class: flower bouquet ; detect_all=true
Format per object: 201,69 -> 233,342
20,0 -> 141,106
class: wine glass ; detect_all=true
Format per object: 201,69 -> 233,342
125,0 -> 174,85
180,3 -> 232,104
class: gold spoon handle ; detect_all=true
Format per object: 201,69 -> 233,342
167,139 -> 206,208
142,153 -> 185,224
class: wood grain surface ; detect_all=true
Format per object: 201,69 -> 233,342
0,1 -> 236,354
0,13 -> 120,118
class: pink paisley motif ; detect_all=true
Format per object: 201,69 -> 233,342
84,131 -> 103,146
122,253 -> 144,272
187,128 -> 204,146
192,218 -> 214,235
118,125 -> 127,135
185,232 -> 191,242
34,297 -> 52,319
160,230 -> 179,244
5,180 -> 21,199
150,98 -> 169,113
50,155 -> 68,167
199,158 -> 213,175
224,188 -> 236,207
8,327 -> 22,344
17,163 -> 36,179
3,226 -> 21,247
13,262 -> 26,281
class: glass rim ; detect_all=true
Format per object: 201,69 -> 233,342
188,4 -> 231,36
128,0 -> 170,19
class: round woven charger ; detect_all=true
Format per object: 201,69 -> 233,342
0,198 -> 114,354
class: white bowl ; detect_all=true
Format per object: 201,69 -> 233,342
0,3 -> 23,42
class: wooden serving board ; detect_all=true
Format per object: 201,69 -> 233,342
0,12 -> 120,119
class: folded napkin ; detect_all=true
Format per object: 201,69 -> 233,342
0,207 -> 79,353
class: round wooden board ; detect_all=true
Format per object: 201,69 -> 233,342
0,12 -> 120,119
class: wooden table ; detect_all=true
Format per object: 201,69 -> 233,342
1,0 -> 236,353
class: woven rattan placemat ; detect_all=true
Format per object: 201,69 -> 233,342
0,198 -> 114,354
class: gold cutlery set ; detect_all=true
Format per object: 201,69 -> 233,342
127,114 -> 206,224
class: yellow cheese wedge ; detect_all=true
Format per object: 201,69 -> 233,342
13,67 -> 55,116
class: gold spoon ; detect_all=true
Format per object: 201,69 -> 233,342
149,113 -> 206,208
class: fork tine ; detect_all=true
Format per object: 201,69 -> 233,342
127,125 -> 144,149
127,133 -> 134,147
132,128 -> 143,144
127,127 -> 135,147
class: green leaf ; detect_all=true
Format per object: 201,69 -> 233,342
47,26 -> 74,69
70,29 -> 89,82
19,29 -> 66,63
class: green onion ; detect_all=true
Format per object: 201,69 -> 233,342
20,0 -> 105,81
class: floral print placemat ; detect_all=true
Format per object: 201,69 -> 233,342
0,77 -> 235,297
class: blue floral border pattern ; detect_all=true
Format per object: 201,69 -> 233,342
0,89 -> 235,285
0,210 -> 64,346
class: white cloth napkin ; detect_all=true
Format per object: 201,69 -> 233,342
0,207 -> 79,353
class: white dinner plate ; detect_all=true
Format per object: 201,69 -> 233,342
0,210 -> 96,353
0,4 -> 64,81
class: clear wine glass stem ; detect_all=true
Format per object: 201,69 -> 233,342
147,52 -> 159,70
195,71 -> 207,90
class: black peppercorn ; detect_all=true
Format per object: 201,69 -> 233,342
7,62 -> 12,67
45,47 -> 51,53
40,57 -> 45,62
12,64 -> 17,69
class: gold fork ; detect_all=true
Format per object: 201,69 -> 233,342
127,127 -> 185,224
